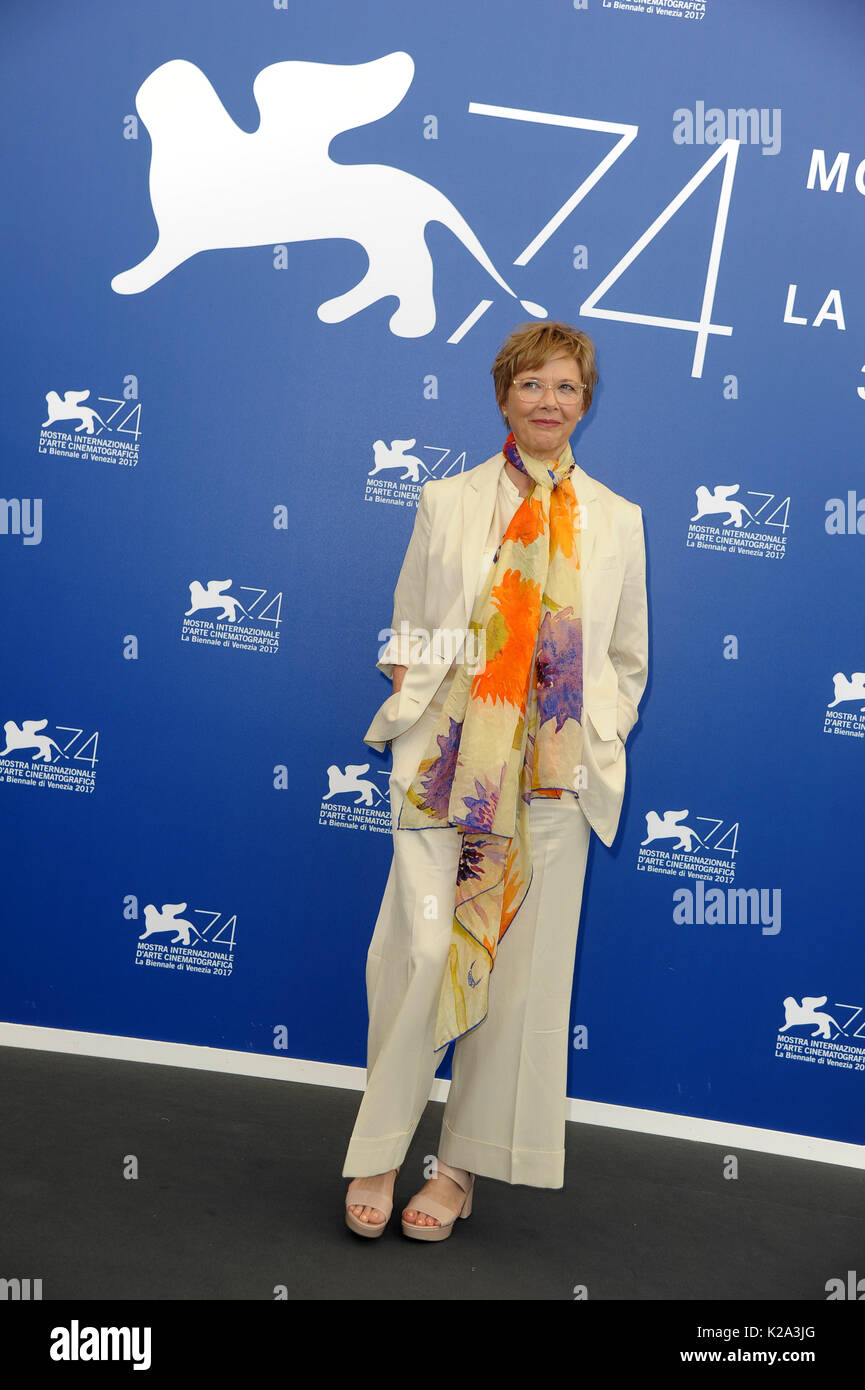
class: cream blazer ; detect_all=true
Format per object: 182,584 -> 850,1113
363,452 -> 648,847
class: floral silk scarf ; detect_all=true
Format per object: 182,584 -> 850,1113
398,433 -> 584,1051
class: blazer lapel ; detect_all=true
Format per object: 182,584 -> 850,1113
570,460 -> 599,573
459,455 -> 502,621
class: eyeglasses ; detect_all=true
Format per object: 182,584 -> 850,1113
513,378 -> 586,404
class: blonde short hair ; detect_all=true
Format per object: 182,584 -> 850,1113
491,321 -> 598,414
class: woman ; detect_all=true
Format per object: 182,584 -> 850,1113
344,321 -> 648,1239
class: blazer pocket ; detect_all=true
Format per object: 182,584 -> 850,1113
585,704 -> 619,743
367,689 -> 396,724
375,687 -> 420,720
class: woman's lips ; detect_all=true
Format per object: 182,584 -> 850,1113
531,419 -> 560,427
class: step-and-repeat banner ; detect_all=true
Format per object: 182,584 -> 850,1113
2,0 -> 863,1147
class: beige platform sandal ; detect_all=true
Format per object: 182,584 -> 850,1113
401,1159 -> 475,1242
345,1168 -> 399,1238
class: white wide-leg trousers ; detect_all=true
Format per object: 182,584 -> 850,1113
342,696 -> 592,1188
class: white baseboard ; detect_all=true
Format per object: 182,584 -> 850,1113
1,1021 -> 861,1169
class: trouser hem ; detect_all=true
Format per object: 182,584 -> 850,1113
438,1117 -> 565,1188
342,1117 -> 424,1178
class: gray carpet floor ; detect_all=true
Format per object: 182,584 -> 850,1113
2,1044 -> 863,1302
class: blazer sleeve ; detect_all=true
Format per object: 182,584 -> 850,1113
610,504 -> 648,744
375,483 -> 433,680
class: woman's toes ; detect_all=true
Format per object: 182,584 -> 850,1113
403,1205 -> 439,1226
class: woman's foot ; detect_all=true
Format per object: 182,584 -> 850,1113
402,1172 -> 467,1228
346,1169 -> 397,1226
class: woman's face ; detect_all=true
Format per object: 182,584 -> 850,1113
503,351 -> 585,462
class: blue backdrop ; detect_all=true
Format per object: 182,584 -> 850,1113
2,0 -> 863,1147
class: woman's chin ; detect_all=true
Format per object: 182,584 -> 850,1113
516,430 -> 566,460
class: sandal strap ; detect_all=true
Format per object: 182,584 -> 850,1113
404,1161 -> 474,1224
346,1178 -> 396,1218
434,1159 -> 472,1194
404,1192 -> 460,1225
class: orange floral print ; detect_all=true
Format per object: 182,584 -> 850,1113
507,496 -> 545,548
550,487 -> 581,562
471,568 -> 541,706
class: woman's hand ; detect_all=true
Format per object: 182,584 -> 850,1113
393,664 -> 407,694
